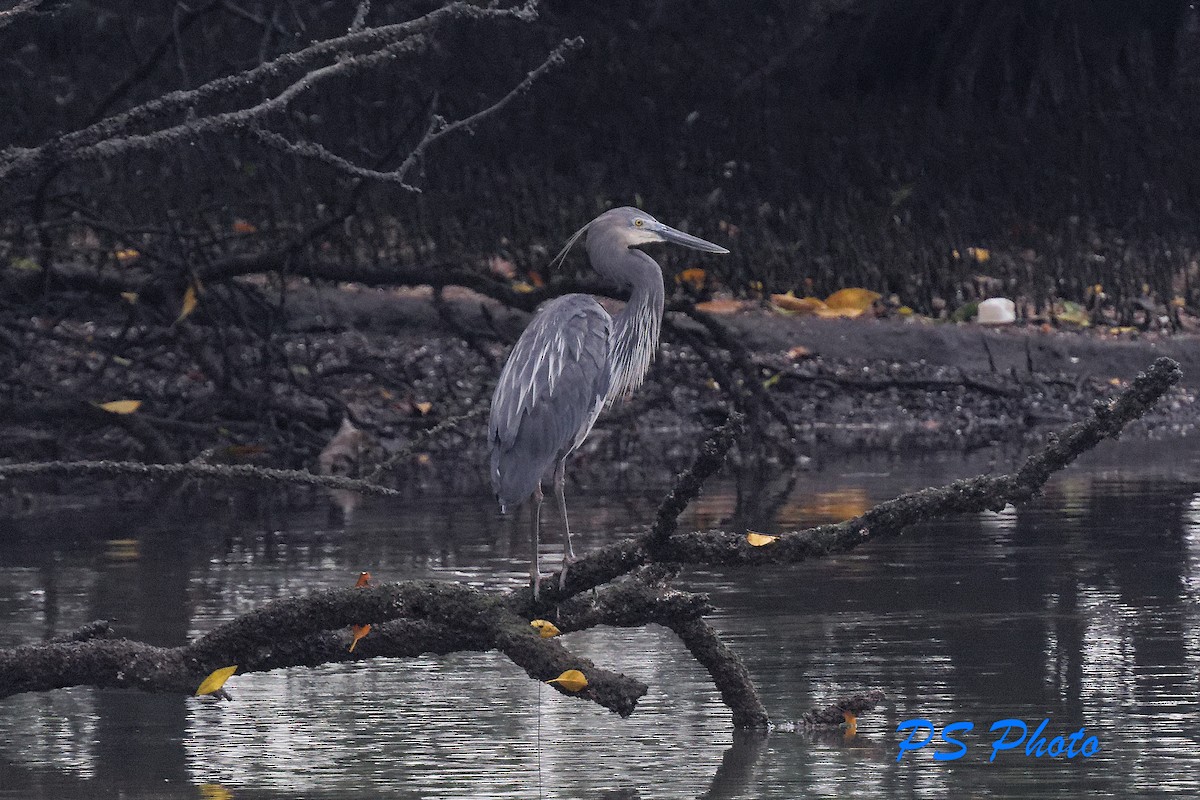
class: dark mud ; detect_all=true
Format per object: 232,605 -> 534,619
2,284 -> 1197,508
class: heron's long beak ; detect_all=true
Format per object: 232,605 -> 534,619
653,222 -> 730,254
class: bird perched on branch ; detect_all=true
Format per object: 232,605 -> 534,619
488,207 -> 729,599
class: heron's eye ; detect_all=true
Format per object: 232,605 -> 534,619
633,218 -> 645,227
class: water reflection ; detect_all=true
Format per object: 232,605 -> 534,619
2,439 -> 1200,797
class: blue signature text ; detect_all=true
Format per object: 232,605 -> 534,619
896,718 -> 1100,762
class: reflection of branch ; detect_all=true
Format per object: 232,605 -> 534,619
542,358 -> 1179,601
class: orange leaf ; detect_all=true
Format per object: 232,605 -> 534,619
349,624 -> 371,652
232,220 -> 258,234
355,572 -> 371,588
413,401 -> 432,416
676,268 -> 707,291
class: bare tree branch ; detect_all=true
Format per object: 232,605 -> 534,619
0,0 -> 41,31
244,36 -> 583,186
0,1 -> 544,183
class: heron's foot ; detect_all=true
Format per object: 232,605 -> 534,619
559,554 -> 579,591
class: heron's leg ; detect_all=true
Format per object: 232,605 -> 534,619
530,483 -> 544,600
554,459 -> 574,590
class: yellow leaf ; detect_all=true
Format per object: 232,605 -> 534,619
771,294 -> 829,315
898,306 -> 914,316
746,531 -> 779,546
824,288 -> 881,312
349,624 -> 371,652
197,785 -> 234,800
415,453 -> 431,465
966,247 -> 990,263
177,283 -> 199,323
120,291 -> 139,304
530,619 -> 561,638
547,669 -> 588,692
195,665 -> 237,696
114,248 -> 140,263
762,372 -> 781,389
413,401 -> 433,416
232,220 -> 258,234
97,400 -> 142,414
512,281 -> 535,293
196,782 -> 231,800
10,256 -> 42,272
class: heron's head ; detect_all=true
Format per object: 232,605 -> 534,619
602,207 -> 730,254
548,206 -> 729,277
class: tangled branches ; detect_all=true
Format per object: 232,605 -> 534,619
0,358 -> 1180,728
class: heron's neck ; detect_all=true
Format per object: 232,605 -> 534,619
608,250 -> 665,401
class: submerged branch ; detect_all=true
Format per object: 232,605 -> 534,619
0,459 -> 400,496
0,358 -> 1180,729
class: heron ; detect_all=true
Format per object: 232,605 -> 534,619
487,206 -> 729,599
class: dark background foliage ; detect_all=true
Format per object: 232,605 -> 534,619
4,1 -> 1200,312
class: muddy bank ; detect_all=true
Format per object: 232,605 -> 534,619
1,284 -> 1196,507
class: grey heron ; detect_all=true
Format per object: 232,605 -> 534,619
487,207 -> 730,599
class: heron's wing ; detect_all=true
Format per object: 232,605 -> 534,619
488,294 -> 612,507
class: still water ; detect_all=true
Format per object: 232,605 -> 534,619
2,438 -> 1200,798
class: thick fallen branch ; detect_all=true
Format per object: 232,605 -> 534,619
0,358 -> 1180,729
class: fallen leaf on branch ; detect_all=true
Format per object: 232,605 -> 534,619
120,291 -> 139,304
195,666 -> 237,696
746,531 -> 778,546
349,572 -> 372,651
97,400 -> 142,414
197,784 -> 233,800
349,624 -> 371,652
547,669 -> 588,692
530,619 -> 561,638
114,249 -> 140,264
